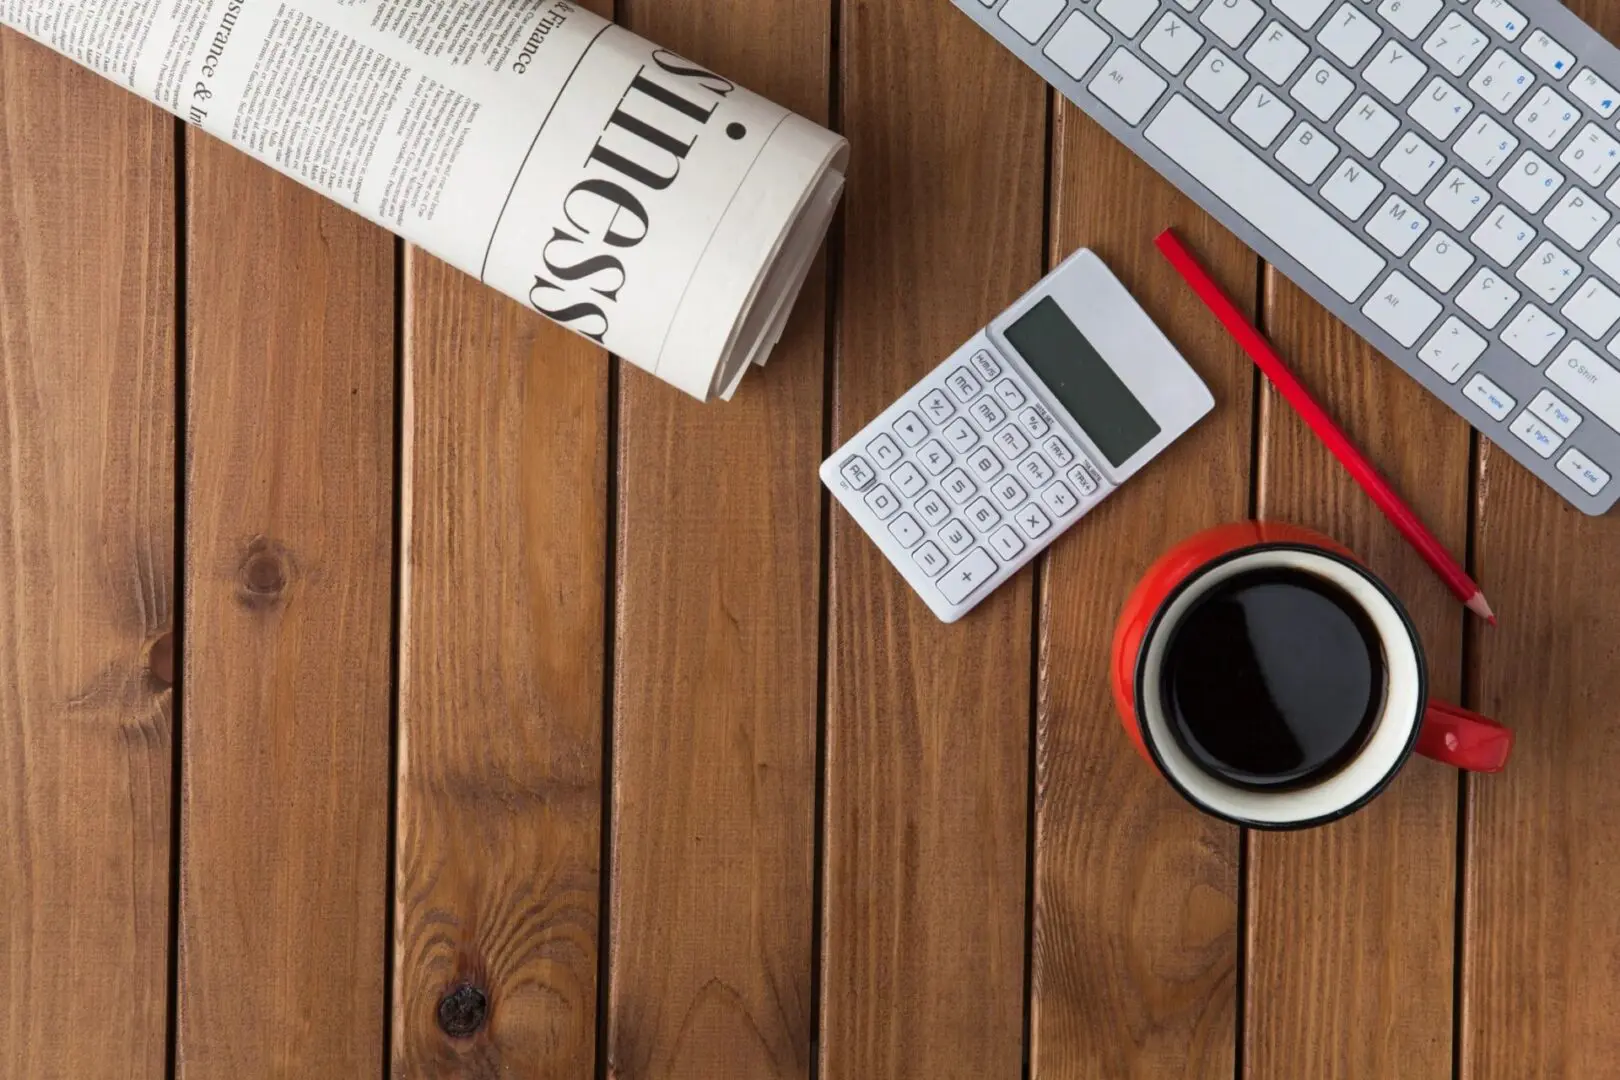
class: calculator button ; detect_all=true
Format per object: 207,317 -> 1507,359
966,446 -> 1002,480
994,426 -> 1032,459
839,456 -> 876,491
865,485 -> 900,520
947,367 -> 983,402
970,398 -> 1007,432
938,549 -> 998,606
888,512 -> 924,549
1015,503 -> 1053,539
1018,408 -> 1052,438
866,433 -> 903,470
1041,482 -> 1080,517
918,440 -> 953,475
939,519 -> 974,554
1067,463 -> 1101,497
994,379 -> 1027,410
1017,453 -> 1056,488
966,497 -> 1002,533
892,461 -> 927,498
1558,447 -> 1611,494
991,474 -> 1028,510
921,390 -> 955,423
915,490 -> 950,526
989,525 -> 1026,561
943,468 -> 978,504
944,418 -> 979,453
1042,437 -> 1075,467
913,541 -> 949,577
970,349 -> 1002,381
893,410 -> 930,446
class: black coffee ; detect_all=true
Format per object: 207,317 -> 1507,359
1159,567 -> 1387,791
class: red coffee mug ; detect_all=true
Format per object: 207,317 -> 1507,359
1112,522 -> 1513,829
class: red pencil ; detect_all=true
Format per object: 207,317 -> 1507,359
1155,228 -> 1496,625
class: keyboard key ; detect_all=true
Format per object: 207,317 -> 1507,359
920,389 -> 954,422
1592,225 -> 1620,285
1274,0 -> 1336,31
1564,277 -> 1620,338
1521,30 -> 1574,81
965,496 -> 1003,533
991,474 -> 1028,509
1571,68 -> 1620,118
1412,230 -> 1477,290
966,445 -> 1002,480
989,525 -> 1026,560
889,512 -> 924,548
1558,448 -> 1610,494
1018,408 -> 1051,438
1457,266 -> 1521,328
1378,0 -> 1442,40
1517,241 -> 1581,303
1560,125 -> 1620,189
1041,481 -> 1081,517
893,410 -> 929,446
915,489 -> 950,526
1000,0 -> 1065,43
839,455 -> 876,490
1097,0 -> 1160,37
1423,12 -> 1490,77
1529,389 -> 1583,437
918,439 -> 953,475
993,379 -> 1026,410
1510,411 -> 1564,457
940,518 -> 974,554
1419,316 -> 1488,382
1042,437 -> 1075,467
1318,4 -> 1381,66
1336,95 -> 1400,156
866,432 -> 903,469
1187,48 -> 1251,110
1235,86 -> 1296,147
1067,463 -> 1102,497
1044,11 -> 1113,80
943,467 -> 977,504
938,549 -> 998,606
1363,271 -> 1442,346
1513,87 -> 1580,151
1548,340 -> 1620,433
892,461 -> 927,498
1145,96 -> 1387,300
970,397 -> 1007,432
944,417 -> 979,452
1292,57 -> 1355,120
865,484 -> 900,520
1018,454 -> 1056,487
1247,22 -> 1310,84
1454,114 -> 1519,177
1322,157 -> 1386,219
1409,77 -> 1473,139
913,540 -> 948,578
1545,188 -> 1612,250
1278,122 -> 1340,182
946,367 -> 981,401
1465,373 -> 1516,420
1473,204 -> 1536,265
1143,12 -> 1206,76
994,425 -> 1031,459
1473,0 -> 1526,41
1015,503 -> 1054,539
1500,304 -> 1566,365
1089,48 -> 1169,125
1364,39 -> 1428,104
969,349 -> 1001,381
1425,168 -> 1489,229
1366,195 -> 1430,256
1200,0 -> 1265,48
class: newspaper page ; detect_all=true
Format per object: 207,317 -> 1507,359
0,0 -> 849,400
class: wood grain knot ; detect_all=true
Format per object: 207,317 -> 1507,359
237,538 -> 292,610
146,632 -> 175,688
436,985 -> 488,1040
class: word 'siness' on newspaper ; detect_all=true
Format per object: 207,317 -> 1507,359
0,0 -> 849,401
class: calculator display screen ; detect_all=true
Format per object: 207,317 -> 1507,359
1003,297 -> 1161,467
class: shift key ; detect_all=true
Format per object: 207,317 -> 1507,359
1548,341 -> 1620,432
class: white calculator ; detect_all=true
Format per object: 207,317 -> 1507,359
822,248 -> 1215,622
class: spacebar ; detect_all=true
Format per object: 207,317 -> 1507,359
1146,95 -> 1386,303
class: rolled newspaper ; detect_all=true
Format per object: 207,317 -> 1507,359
0,0 -> 849,401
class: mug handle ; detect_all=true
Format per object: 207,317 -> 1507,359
1416,700 -> 1514,773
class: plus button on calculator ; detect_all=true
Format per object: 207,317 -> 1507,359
822,248 -> 1215,622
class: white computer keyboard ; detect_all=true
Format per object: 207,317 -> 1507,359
823,250 -> 1213,622
954,0 -> 1620,514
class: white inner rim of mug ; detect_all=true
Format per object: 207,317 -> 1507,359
1138,549 -> 1422,825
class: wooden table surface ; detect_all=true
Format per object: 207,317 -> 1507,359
4,0 -> 1620,1076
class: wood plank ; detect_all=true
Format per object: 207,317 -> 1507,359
819,4 -> 1043,1076
1245,272 -> 1470,1076
603,1 -> 828,1076
0,31 -> 176,1080
1029,110 -> 1253,1077
1462,9 -> 1620,1077
176,136 -> 394,1074
392,253 -> 608,1074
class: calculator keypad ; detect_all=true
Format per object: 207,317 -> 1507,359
824,343 -> 1116,620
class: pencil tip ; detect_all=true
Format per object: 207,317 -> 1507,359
1467,593 -> 1497,623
